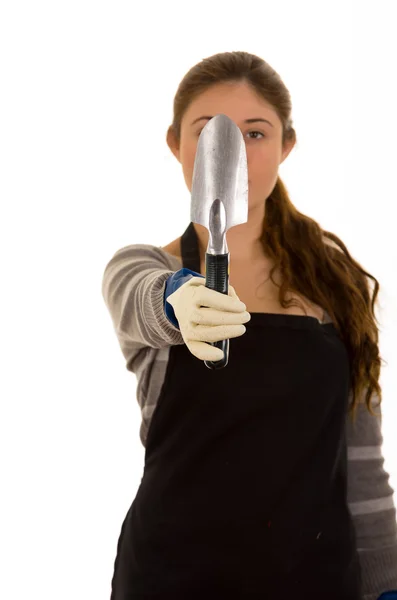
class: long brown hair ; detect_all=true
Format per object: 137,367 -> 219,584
168,50 -> 384,422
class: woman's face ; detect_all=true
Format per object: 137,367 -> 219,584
167,80 -> 295,211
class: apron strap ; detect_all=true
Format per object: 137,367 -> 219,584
180,222 -> 200,273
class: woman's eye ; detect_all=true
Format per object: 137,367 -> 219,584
247,131 -> 265,140
198,130 -> 265,140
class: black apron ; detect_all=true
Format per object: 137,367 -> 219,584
110,222 -> 362,599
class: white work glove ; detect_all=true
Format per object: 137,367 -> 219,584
166,276 -> 251,362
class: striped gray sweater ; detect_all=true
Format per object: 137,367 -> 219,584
101,242 -> 397,599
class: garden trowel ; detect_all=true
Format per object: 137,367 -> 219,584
190,114 -> 249,370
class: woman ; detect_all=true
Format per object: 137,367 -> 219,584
102,51 -> 397,599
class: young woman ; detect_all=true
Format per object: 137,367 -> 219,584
102,51 -> 397,599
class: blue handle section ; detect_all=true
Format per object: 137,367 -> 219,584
164,268 -> 204,329
377,592 -> 397,599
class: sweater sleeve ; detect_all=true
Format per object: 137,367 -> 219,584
346,394 -> 397,599
101,244 -> 185,361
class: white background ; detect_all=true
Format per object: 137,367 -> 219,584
1,1 -> 396,598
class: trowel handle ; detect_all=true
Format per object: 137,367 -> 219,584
204,252 -> 230,370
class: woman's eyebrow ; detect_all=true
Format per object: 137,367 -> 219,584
190,116 -> 273,128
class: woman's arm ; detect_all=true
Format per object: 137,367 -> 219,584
346,394 -> 397,599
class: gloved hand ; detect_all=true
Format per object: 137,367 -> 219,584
166,276 -> 251,362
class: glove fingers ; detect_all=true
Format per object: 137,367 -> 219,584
186,340 -> 225,362
197,285 -> 246,313
191,306 -> 251,327
189,323 -> 247,343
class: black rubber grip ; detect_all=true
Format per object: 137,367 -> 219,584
203,252 -> 230,370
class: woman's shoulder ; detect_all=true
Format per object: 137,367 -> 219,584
161,237 -> 182,261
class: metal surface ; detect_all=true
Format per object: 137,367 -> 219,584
190,114 -> 249,254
